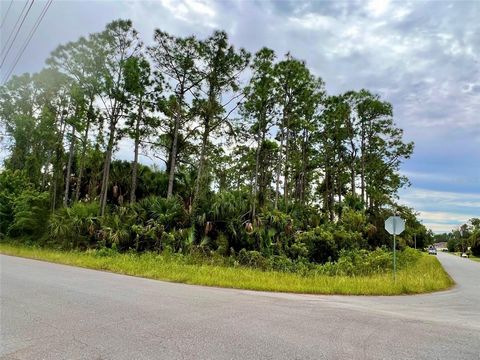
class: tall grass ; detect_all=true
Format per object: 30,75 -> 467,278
0,243 -> 453,295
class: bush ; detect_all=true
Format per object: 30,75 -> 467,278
206,191 -> 251,251
49,202 -> 99,249
99,207 -> 136,250
332,248 -> 392,276
8,189 -> 49,238
447,238 -> 458,252
257,209 -> 295,255
0,170 -> 33,236
340,208 -> 367,233
294,227 -> 338,263
313,247 -> 421,276
134,195 -> 186,230
237,249 -> 269,269
471,234 -> 480,256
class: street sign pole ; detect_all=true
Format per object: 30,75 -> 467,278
393,221 -> 396,283
385,215 -> 405,284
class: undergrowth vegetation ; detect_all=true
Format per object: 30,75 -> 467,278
0,242 -> 453,295
0,19 -> 449,295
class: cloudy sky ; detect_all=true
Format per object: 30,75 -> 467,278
1,0 -> 479,232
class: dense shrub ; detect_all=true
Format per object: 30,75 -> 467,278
447,238 -> 458,252
294,227 -> 338,263
205,190 -> 251,251
8,189 -> 50,238
134,196 -> 186,230
471,234 -> 480,256
222,246 -> 420,277
0,170 -> 33,236
313,247 -> 420,276
237,249 -> 269,269
49,202 -> 99,249
244,209 -> 296,258
98,206 -> 136,250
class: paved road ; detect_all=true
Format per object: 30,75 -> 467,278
1,252 -> 479,360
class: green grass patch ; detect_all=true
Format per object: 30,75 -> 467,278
453,251 -> 480,262
0,242 -> 453,295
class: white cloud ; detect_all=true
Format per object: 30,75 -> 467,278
399,188 -> 480,233
419,210 -> 479,224
400,188 -> 480,209
422,222 -> 459,233
365,0 -> 391,17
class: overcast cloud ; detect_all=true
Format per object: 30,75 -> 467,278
1,0 -> 478,232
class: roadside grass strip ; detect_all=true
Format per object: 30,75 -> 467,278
0,243 -> 453,295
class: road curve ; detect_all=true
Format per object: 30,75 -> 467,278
1,252 -> 479,360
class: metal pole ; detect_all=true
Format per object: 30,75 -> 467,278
414,233 -> 416,250
393,233 -> 396,283
393,220 -> 397,283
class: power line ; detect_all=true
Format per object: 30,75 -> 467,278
0,0 -> 29,55
2,0 -> 52,84
0,0 -> 35,70
0,0 -> 14,29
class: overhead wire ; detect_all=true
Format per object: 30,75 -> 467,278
1,0 -> 30,56
2,0 -> 53,84
0,0 -> 35,69
0,0 -> 14,29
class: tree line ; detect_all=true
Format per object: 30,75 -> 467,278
434,219 -> 480,256
0,19 -> 428,265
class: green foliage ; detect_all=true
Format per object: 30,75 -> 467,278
0,19 -> 425,278
8,189 -> 50,238
0,242 -> 454,295
295,226 -> 337,263
49,201 -> 99,249
315,247 -> 421,276
134,195 -> 186,230
471,234 -> 480,257
0,170 -> 32,236
98,206 -> 135,249
237,249 -> 269,269
447,238 -> 458,252
203,190 -> 251,252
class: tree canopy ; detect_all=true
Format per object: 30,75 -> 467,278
0,19 -> 425,265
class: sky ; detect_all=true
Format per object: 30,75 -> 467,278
0,0 -> 478,233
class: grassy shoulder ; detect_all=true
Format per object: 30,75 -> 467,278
0,242 -> 453,295
453,251 -> 480,262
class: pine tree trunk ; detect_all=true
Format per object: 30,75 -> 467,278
130,98 -> 143,203
274,119 -> 284,210
51,113 -> 67,212
360,127 -> 366,203
167,93 -> 183,198
63,126 -> 76,207
41,151 -> 51,190
350,140 -> 356,196
99,121 -> 116,216
284,114 -> 289,208
193,120 -> 210,206
299,128 -> 308,205
75,100 -> 93,202
252,118 -> 263,220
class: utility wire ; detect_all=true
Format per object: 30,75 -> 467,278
0,0 -> 14,29
2,0 -> 52,84
0,0 -> 35,69
1,0 -> 29,55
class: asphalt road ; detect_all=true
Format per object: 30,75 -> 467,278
1,252 -> 479,360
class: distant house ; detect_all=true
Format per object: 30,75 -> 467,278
434,242 -> 448,251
